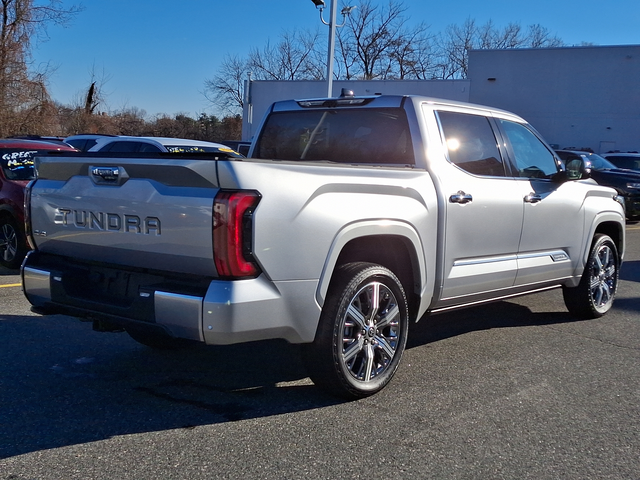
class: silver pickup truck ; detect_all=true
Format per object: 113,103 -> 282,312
22,93 -> 626,398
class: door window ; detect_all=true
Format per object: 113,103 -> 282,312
436,111 -> 505,177
499,120 -> 558,179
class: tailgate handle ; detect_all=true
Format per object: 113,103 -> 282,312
90,166 -> 129,185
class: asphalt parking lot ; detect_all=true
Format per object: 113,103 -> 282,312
0,225 -> 638,479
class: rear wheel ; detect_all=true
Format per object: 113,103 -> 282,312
303,262 -> 409,399
0,216 -> 27,269
563,234 -> 619,319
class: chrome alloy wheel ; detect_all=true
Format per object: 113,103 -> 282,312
340,281 -> 401,382
589,242 -> 617,311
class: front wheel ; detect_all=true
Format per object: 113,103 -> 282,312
303,262 -> 409,399
563,234 -> 619,319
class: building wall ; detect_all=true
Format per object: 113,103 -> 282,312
242,79 -> 470,141
242,45 -> 640,154
468,45 -> 640,153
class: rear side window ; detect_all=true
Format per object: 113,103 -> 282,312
139,143 -> 163,153
66,139 -> 89,151
436,111 -> 505,177
606,155 -> 640,170
103,141 -> 140,153
255,108 -> 414,165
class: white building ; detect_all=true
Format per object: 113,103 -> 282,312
242,44 -> 640,154
242,79 -> 470,142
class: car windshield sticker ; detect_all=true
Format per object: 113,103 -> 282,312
167,146 -> 207,153
1,150 -> 37,180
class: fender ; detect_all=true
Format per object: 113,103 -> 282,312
576,208 -> 626,276
315,219 -> 433,319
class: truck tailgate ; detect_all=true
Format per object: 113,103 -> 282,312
29,155 -> 221,276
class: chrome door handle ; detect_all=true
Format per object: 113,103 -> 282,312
449,191 -> 473,204
524,193 -> 542,203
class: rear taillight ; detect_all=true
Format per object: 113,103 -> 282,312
213,190 -> 261,278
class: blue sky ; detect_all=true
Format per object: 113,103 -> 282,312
31,0 -> 640,119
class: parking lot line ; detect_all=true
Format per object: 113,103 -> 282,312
0,283 -> 21,288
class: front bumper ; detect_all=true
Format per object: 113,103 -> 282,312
624,194 -> 640,218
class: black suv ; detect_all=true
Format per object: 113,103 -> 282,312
556,150 -> 640,219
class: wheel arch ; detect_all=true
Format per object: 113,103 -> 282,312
593,220 -> 624,263
316,220 -> 428,321
0,205 -> 24,234
0,204 -> 20,221
571,216 -> 625,282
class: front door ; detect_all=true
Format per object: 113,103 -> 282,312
496,119 -> 585,286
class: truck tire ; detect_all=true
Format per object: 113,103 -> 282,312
563,234 -> 619,319
125,327 -> 196,350
0,216 -> 27,269
303,262 -> 409,399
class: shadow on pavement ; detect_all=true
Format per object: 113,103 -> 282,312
0,266 -> 19,277
0,296 -> 596,459
407,300 -> 573,349
620,259 -> 640,282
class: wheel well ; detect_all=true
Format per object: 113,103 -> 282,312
595,221 -> 624,260
335,235 -> 420,318
0,207 -> 19,224
0,209 -> 24,236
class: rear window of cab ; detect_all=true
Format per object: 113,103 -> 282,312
255,108 -> 415,165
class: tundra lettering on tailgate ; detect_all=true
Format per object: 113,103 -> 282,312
54,208 -> 161,235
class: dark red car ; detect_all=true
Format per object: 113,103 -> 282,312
0,139 -> 77,268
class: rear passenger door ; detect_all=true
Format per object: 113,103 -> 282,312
431,109 -> 524,306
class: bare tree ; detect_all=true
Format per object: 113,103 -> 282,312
205,1 -> 565,105
0,0 -> 81,136
203,54 -> 248,116
82,64 -> 110,114
337,0 -> 428,80
61,65 -> 112,134
526,24 -> 563,48
247,29 -> 323,81
204,30 -> 323,115
387,21 -> 435,79
436,18 -> 477,79
436,18 -> 564,79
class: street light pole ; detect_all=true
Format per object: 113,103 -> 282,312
325,0 -> 338,98
311,0 -> 355,98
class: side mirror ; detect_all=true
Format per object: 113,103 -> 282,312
579,158 -> 592,179
556,158 -> 591,182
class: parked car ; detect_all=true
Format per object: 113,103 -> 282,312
600,152 -> 640,172
220,140 -> 251,156
64,134 -> 117,152
87,136 -> 243,156
9,135 -> 69,146
0,139 -> 77,268
556,150 -> 640,219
